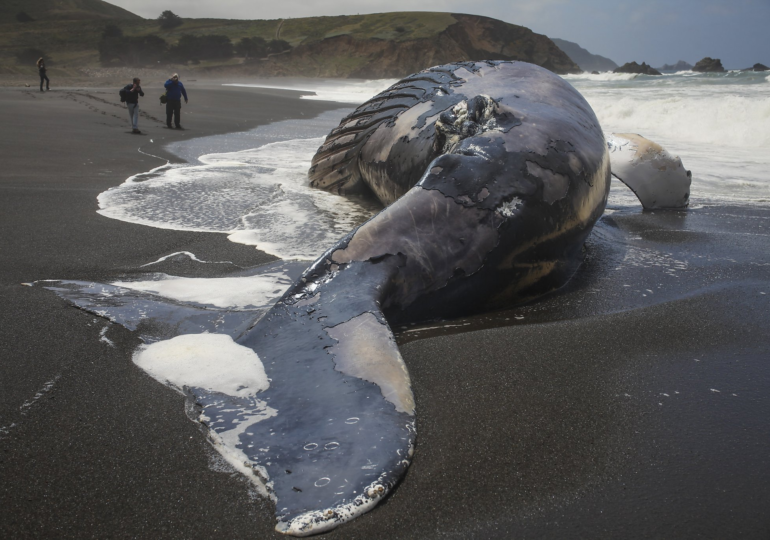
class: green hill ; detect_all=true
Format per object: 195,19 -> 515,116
0,0 -> 141,24
0,9 -> 580,80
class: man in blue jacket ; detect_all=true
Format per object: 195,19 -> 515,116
164,73 -> 188,129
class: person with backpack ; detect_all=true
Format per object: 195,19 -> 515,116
121,78 -> 144,134
163,73 -> 188,129
36,57 -> 49,92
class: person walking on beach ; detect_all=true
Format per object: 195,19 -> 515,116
36,57 -> 49,92
164,73 -> 188,129
123,77 -> 144,134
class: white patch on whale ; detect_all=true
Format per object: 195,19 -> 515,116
112,271 -> 294,310
134,336 -> 279,500
133,333 -> 270,398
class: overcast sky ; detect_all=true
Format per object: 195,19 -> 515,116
107,0 -> 768,68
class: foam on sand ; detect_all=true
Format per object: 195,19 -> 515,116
224,79 -> 398,104
97,138 -> 375,260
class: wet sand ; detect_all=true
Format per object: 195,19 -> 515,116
1,83 -> 769,539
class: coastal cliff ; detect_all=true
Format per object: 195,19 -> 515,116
245,14 -> 580,78
551,38 -> 618,72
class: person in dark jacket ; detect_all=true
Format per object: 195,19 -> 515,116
36,57 -> 49,92
163,73 -> 188,129
123,78 -> 144,134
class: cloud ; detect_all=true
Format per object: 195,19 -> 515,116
508,0 -> 571,14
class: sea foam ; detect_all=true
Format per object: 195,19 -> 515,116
223,78 -> 398,103
98,137 -> 375,260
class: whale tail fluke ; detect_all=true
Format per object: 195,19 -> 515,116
236,255 -> 416,535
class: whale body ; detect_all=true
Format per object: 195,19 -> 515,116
243,61 -> 614,535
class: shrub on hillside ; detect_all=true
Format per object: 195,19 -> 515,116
102,24 -> 123,39
236,37 -> 268,59
267,39 -> 291,55
99,34 -> 168,66
168,34 -> 234,62
158,10 -> 183,30
16,12 -> 35,23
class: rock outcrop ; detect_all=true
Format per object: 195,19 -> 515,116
614,61 -> 662,76
551,38 -> 618,72
741,63 -> 769,72
692,57 -> 726,73
250,14 -> 580,78
656,60 -> 693,71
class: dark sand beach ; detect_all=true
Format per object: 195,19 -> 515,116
1,83 -> 769,539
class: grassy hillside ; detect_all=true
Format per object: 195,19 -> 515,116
0,0 -> 141,24
0,10 -> 579,80
68,12 -> 459,47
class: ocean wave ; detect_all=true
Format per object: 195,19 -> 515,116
587,92 -> 770,148
563,72 -> 640,82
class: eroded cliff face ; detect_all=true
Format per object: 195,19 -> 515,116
249,14 -> 580,78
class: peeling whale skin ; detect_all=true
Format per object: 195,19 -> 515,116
242,61 -> 612,535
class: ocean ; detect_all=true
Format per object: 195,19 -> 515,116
565,70 -> 770,205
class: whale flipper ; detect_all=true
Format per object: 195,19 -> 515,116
607,133 -> 691,209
